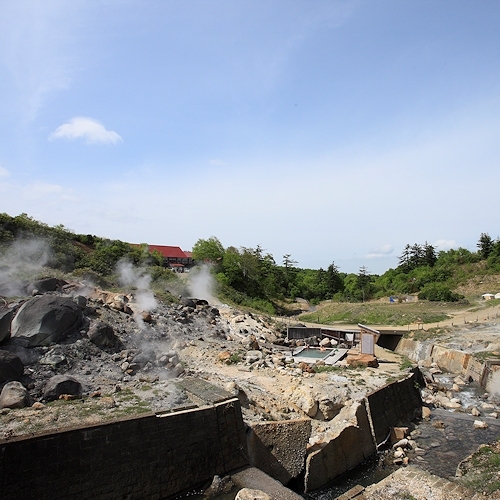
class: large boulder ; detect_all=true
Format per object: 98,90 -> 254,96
26,278 -> 67,295
88,321 -> 117,347
0,308 -> 14,343
0,350 -> 24,383
0,381 -> 32,409
10,295 -> 83,347
43,375 -> 82,401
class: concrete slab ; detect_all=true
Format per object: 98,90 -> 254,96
176,377 -> 234,405
231,466 -> 304,500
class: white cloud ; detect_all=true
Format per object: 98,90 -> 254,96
0,166 -> 9,178
433,239 -> 458,251
22,182 -> 79,202
49,117 -> 122,145
366,244 -> 394,259
210,159 -> 227,166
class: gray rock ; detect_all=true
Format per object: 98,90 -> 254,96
132,349 -> 156,368
0,308 -> 14,343
11,295 -> 83,347
0,381 -> 32,409
1,345 -> 40,365
0,350 -> 24,383
88,321 -> 117,347
26,278 -> 67,295
43,375 -> 82,401
39,353 -> 67,368
235,488 -> 271,500
246,350 -> 263,363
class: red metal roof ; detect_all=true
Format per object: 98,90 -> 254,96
148,245 -> 187,259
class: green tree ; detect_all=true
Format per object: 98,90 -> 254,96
325,262 -> 344,298
191,236 -> 225,264
478,233 -> 494,260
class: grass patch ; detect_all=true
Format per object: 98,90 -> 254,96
404,327 -> 449,341
313,365 -> 342,373
400,356 -> 414,370
300,301 -> 453,326
473,351 -> 500,362
458,442 -> 500,495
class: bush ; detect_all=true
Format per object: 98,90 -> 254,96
418,283 -> 463,302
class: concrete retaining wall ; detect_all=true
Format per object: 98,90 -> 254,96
246,418 -> 311,486
366,373 -> 422,446
394,339 -> 500,392
239,373 -> 422,493
0,398 -> 248,500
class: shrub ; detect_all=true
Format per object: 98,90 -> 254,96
418,283 -> 463,302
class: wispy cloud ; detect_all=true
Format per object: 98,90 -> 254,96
22,182 -> 79,203
210,159 -> 227,166
0,167 -> 9,178
366,244 -> 394,259
434,239 -> 458,251
0,3 -> 82,122
49,117 -> 122,145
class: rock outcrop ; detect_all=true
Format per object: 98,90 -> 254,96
11,295 -> 83,347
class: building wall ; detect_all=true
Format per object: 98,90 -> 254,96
0,398 -> 248,500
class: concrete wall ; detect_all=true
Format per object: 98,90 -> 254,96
0,398 -> 248,500
366,372 -> 422,446
246,418 -> 311,486
394,339 -> 500,391
303,372 -> 422,492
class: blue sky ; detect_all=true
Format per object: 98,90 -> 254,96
1,1 -> 500,274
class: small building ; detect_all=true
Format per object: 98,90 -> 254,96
358,324 -> 380,356
137,245 -> 195,271
482,293 -> 495,300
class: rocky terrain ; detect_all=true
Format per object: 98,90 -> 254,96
0,275 -> 408,444
4,274 -> 500,499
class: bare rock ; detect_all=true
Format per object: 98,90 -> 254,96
346,354 -> 379,368
422,406 -> 432,419
203,475 -> 233,498
0,308 -> 14,343
0,381 -> 32,409
235,489 -> 271,500
0,350 -> 24,383
88,321 -> 117,347
43,375 -> 82,402
26,278 -> 67,295
11,295 -> 83,347
474,420 -> 488,429
471,407 -> 481,417
246,351 -> 263,363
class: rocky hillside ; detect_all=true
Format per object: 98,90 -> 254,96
0,274 -> 406,441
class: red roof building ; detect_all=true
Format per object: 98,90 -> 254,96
146,245 -> 194,270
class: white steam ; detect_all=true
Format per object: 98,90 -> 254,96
187,264 -> 218,304
0,238 -> 51,296
116,260 -> 158,312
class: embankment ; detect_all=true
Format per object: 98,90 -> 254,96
0,398 -> 247,500
396,338 -> 500,395
0,372 -> 423,498
246,371 -> 422,492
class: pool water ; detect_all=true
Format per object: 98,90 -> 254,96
293,348 -> 334,360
